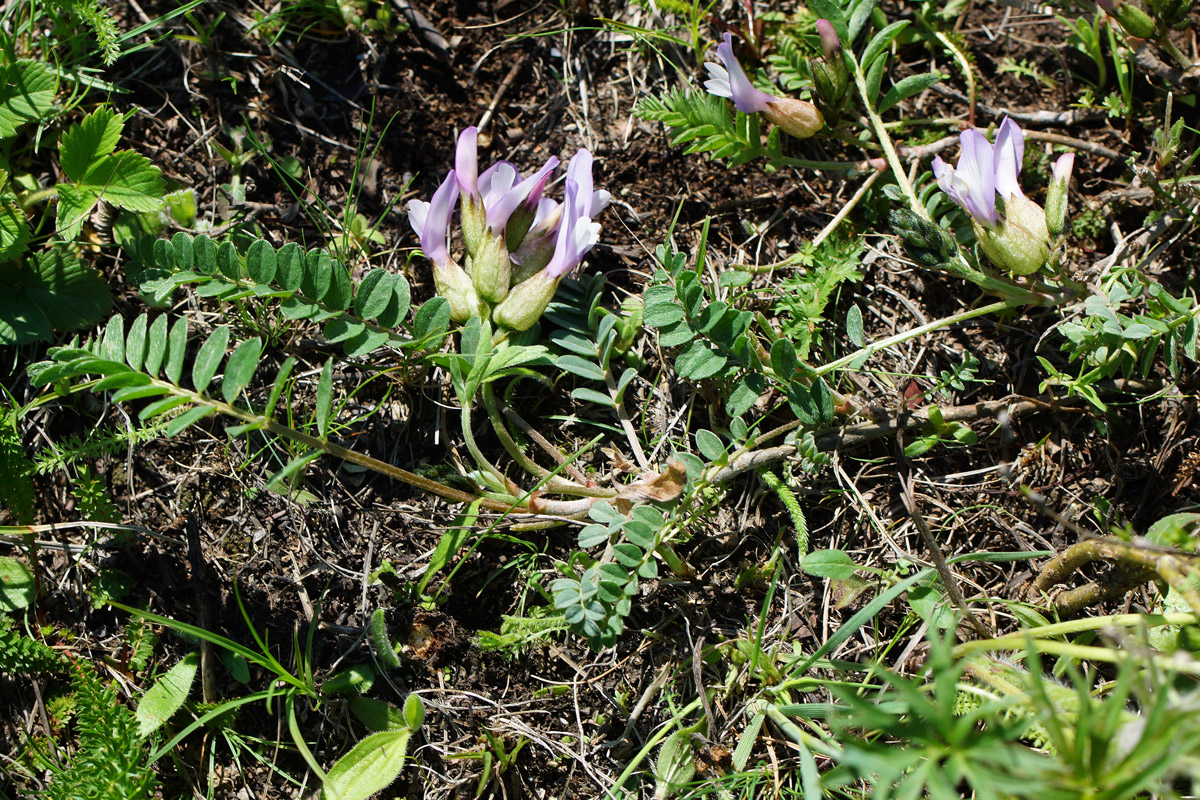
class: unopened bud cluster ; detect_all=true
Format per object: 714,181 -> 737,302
408,128 -> 610,332
809,20 -> 849,126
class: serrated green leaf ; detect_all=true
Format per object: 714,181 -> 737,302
322,729 -> 414,800
222,337 -> 262,402
0,200 -> 30,261
191,325 -> 230,393
0,248 -> 111,345
60,107 -> 123,183
55,183 -> 97,239
79,150 -> 165,213
135,652 -> 198,738
0,60 -> 56,138
316,358 -> 334,439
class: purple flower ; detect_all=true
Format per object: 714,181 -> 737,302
545,150 -> 604,278
407,170 -> 459,268
479,156 -> 560,232
931,118 -> 1027,228
704,33 -> 777,113
932,118 -> 1057,275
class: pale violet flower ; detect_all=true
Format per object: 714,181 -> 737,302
703,33 -> 823,138
410,130 -> 609,330
931,117 -> 1027,228
408,170 -> 481,322
930,118 -> 1054,275
704,32 -> 777,113
407,170 -> 459,269
495,149 -> 605,331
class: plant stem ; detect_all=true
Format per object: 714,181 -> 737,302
18,186 -> 58,210
814,298 -> 1021,377
850,53 -> 926,219
952,611 -> 1200,659
481,383 -> 612,497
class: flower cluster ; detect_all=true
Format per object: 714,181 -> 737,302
703,33 -> 823,138
408,128 -> 610,331
932,118 -> 1074,275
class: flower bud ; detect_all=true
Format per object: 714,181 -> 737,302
816,19 -> 841,62
1045,153 -> 1074,237
471,234 -> 512,303
889,209 -> 957,267
974,194 -> 1050,276
494,270 -> 559,331
460,195 -> 487,259
511,231 -> 556,285
1099,0 -> 1157,38
433,260 -> 484,323
763,98 -> 824,138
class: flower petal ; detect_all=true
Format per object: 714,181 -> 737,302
993,117 -> 1024,201
716,33 -> 776,113
956,129 -> 997,224
420,170 -> 459,267
455,127 -> 478,196
703,62 -> 733,99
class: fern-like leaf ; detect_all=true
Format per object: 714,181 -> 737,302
767,33 -> 813,91
54,0 -> 122,65
45,660 -> 156,800
633,90 -> 760,165
0,624 -> 65,674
